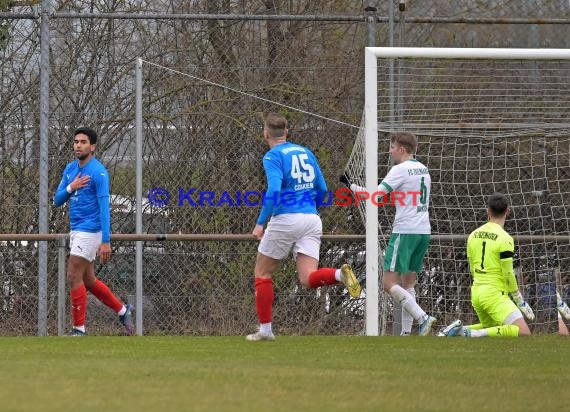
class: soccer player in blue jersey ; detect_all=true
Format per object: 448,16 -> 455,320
54,127 -> 133,336
246,113 -> 361,341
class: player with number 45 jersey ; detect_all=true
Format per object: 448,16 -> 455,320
255,124 -> 327,225
246,113 -> 361,342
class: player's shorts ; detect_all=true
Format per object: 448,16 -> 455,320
383,233 -> 430,274
70,230 -> 102,262
471,284 -> 523,327
258,213 -> 322,260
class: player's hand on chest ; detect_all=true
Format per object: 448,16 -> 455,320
71,172 -> 95,198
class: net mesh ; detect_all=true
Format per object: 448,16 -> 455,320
345,57 -> 570,334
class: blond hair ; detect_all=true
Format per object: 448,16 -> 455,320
390,132 -> 418,155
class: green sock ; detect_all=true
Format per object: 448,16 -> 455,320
485,324 -> 519,337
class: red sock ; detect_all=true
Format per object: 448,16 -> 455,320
87,279 -> 123,313
70,284 -> 87,327
308,268 -> 337,288
255,278 -> 274,324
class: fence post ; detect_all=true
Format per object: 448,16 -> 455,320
365,4 -> 377,47
135,57 -> 144,336
57,236 -> 67,336
37,0 -> 52,337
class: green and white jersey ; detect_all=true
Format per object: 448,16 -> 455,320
467,221 -> 518,293
379,159 -> 431,234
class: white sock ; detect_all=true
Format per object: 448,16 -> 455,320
118,305 -> 127,316
469,328 -> 487,338
400,287 -> 415,334
389,284 -> 426,322
74,325 -> 86,333
557,291 -> 563,306
334,269 -> 342,282
260,322 -> 272,335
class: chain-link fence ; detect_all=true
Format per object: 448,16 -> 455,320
1,0 -> 569,335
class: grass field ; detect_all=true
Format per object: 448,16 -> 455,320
0,336 -> 568,412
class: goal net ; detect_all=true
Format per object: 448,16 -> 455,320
348,48 -> 570,335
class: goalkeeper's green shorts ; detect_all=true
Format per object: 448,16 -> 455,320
471,284 -> 520,327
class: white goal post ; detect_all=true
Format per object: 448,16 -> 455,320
363,47 -> 570,336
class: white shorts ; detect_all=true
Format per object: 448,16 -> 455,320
70,231 -> 102,262
258,213 -> 322,260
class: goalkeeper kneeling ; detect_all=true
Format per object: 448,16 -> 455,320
439,193 -> 535,338
441,292 -> 570,337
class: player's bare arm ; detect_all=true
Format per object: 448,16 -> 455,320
97,242 -> 112,264
252,224 -> 264,240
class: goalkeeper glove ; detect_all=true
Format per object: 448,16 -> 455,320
510,290 -> 535,321
339,172 -> 352,187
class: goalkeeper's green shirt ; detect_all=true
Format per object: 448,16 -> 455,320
467,221 -> 518,293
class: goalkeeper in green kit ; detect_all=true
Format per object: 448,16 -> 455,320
439,193 -> 534,337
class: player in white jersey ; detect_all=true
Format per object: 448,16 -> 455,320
342,132 -> 436,335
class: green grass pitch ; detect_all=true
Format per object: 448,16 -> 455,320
0,335 -> 568,411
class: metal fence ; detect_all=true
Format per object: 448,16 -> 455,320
0,235 -> 368,336
1,0 -> 569,335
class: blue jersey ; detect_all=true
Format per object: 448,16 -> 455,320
53,157 -> 111,242
256,141 -> 328,225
